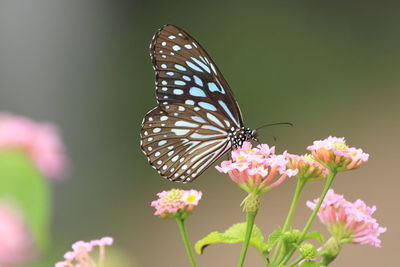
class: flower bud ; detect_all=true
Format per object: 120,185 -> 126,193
282,229 -> 301,244
299,243 -> 318,260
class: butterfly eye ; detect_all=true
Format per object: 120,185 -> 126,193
141,25 -> 257,182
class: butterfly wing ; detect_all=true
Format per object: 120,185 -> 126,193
150,24 -> 243,128
141,25 -> 244,182
140,104 -> 232,182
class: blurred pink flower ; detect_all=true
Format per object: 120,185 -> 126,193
307,189 -> 386,247
216,142 -> 298,194
0,203 -> 34,266
285,153 -> 329,182
307,136 -> 369,172
55,237 -> 114,267
0,113 -> 67,179
151,189 -> 202,218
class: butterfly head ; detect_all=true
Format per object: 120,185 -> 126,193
250,129 -> 258,141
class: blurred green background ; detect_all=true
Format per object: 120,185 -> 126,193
0,1 -> 399,266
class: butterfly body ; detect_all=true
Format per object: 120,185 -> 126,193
140,25 -> 257,183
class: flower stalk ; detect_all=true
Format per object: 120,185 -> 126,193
176,218 -> 197,267
237,210 -> 257,267
280,170 -> 337,265
271,178 -> 306,264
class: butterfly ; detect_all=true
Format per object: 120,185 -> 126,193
140,25 -> 258,183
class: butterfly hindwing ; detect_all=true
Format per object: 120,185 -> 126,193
140,104 -> 232,182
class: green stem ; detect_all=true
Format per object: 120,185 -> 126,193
271,179 -> 306,265
237,211 -> 257,267
280,170 -> 337,265
176,218 -> 197,267
287,256 -> 305,267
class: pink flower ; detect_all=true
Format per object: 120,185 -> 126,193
151,189 -> 202,218
181,190 -> 202,206
55,237 -> 113,267
307,189 -> 386,247
0,113 -> 67,179
216,142 -> 298,194
307,136 -> 369,172
0,203 -> 34,266
285,153 -> 329,181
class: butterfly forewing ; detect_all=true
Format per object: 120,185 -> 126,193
150,24 -> 243,128
140,104 -> 232,182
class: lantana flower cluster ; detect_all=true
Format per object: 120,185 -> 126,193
55,237 -> 114,267
151,189 -> 202,218
0,113 -> 67,179
307,136 -> 369,172
307,189 -> 386,247
216,142 -> 298,193
285,153 -> 329,182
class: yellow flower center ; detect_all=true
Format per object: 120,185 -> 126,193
186,195 -> 196,203
333,141 -> 349,151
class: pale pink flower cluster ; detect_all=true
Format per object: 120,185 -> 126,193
216,142 -> 298,193
307,189 -> 386,247
0,203 -> 34,266
0,113 -> 67,179
55,237 -> 113,267
151,189 -> 202,218
285,153 -> 329,181
307,136 -> 369,171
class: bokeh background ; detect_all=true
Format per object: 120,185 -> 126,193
0,1 -> 399,266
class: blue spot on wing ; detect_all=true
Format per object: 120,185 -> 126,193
199,102 -> 217,111
189,87 -> 206,97
207,82 -> 225,94
186,61 -> 203,72
218,100 -> 239,126
174,64 -> 187,71
191,57 -> 211,73
193,75 -> 203,86
191,116 -> 206,123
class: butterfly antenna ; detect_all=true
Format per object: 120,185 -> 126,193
256,122 -> 293,131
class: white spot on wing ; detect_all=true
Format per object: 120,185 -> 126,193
158,140 -> 167,146
173,89 -> 184,95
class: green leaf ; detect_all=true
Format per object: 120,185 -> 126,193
304,231 -> 325,243
266,230 -> 282,250
195,222 -> 267,255
0,150 -> 51,251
